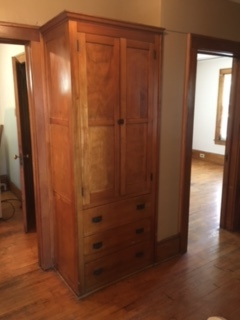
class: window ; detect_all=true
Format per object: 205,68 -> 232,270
215,68 -> 232,145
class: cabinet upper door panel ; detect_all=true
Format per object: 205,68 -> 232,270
86,34 -> 120,123
78,34 -> 120,206
120,39 -> 155,196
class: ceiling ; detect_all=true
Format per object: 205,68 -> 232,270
197,54 -> 221,60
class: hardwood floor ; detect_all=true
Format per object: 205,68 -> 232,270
1,160 -> 240,319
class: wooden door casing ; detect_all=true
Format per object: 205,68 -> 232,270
180,34 -> 240,253
0,22 -> 52,270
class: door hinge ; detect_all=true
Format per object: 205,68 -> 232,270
150,173 -> 153,181
153,50 -> 157,60
76,40 -> 80,52
225,153 -> 228,162
81,187 -> 84,196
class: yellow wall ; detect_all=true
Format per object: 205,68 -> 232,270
1,0 -> 240,242
157,32 -> 187,239
116,0 -> 161,26
0,0 -> 161,26
161,0 -> 240,41
157,0 -> 240,240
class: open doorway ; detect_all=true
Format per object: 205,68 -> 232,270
0,22 -> 53,270
0,43 -> 36,232
0,43 -> 39,284
189,54 -> 233,247
180,34 -> 240,253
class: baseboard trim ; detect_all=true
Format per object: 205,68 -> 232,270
9,180 -> 21,200
192,149 -> 224,165
155,234 -> 181,263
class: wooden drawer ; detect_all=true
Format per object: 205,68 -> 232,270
84,240 -> 154,291
84,218 -> 152,262
83,194 -> 153,236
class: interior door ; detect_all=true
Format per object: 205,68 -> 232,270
12,53 -> 36,232
220,58 -> 240,230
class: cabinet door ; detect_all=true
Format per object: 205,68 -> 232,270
120,39 -> 156,196
78,33 -> 120,206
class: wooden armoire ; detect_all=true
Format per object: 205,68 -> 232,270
41,11 -> 163,297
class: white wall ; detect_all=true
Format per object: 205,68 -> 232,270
0,44 -> 25,189
193,56 -> 233,155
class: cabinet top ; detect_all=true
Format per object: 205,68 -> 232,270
40,10 -> 165,35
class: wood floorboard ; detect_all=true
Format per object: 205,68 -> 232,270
1,160 -> 240,319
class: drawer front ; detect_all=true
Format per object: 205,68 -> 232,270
84,241 -> 154,291
83,195 -> 153,236
84,219 -> 152,262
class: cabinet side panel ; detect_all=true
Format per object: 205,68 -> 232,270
54,194 -> 78,291
44,25 -> 79,294
45,33 -> 71,121
49,125 -> 72,199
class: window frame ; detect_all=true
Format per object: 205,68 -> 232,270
214,67 -> 232,145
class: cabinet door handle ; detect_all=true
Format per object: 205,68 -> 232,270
135,251 -> 144,258
136,204 -> 145,210
92,215 -> 102,223
92,241 -> 103,250
117,118 -> 124,125
136,228 -> 144,234
93,268 -> 103,276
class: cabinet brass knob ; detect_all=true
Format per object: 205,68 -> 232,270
92,242 -> 103,250
136,203 -> 145,210
92,216 -> 102,223
135,251 -> 144,258
136,228 -> 144,234
117,118 -> 124,125
93,268 -> 103,276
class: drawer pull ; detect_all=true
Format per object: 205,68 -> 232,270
92,241 -> 103,250
135,251 -> 144,258
92,215 -> 102,223
93,268 -> 103,276
136,203 -> 145,210
136,228 -> 144,234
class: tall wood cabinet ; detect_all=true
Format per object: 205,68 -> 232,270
41,11 -> 163,297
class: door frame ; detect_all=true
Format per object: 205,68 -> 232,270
180,34 -> 240,253
0,23 -> 52,269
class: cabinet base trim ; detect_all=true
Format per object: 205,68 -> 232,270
155,234 -> 181,262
